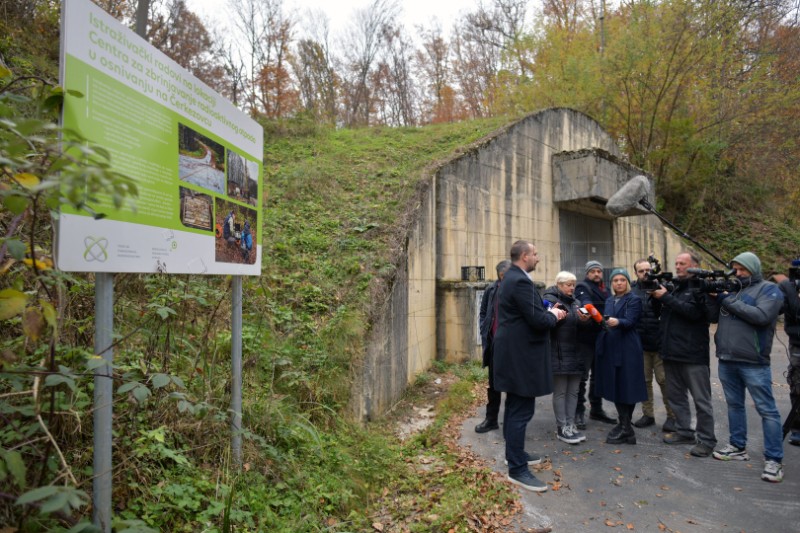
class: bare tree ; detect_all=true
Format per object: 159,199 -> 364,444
372,23 -> 416,126
415,24 -> 454,123
293,38 -> 338,124
147,0 -> 226,93
340,0 -> 400,126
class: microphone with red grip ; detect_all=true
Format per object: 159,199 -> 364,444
583,303 -> 608,330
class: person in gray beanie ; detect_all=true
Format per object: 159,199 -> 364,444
574,260 -> 616,427
712,251 -> 786,483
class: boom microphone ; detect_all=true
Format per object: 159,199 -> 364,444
605,175 -> 730,269
605,175 -> 651,217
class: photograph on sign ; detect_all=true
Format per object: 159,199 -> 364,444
57,0 -> 264,275
214,198 -> 257,265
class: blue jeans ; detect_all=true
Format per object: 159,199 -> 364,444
717,361 -> 783,463
503,392 -> 536,476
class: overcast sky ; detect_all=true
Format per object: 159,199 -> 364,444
186,0 -> 481,41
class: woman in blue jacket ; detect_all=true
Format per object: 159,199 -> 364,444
596,268 -> 647,444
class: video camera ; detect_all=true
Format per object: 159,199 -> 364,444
639,254 -> 674,291
686,268 -> 742,293
789,258 -> 800,291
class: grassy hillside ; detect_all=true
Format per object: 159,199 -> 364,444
3,4 -> 799,528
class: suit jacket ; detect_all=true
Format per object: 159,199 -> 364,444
493,264 -> 557,397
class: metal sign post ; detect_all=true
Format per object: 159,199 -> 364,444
92,272 -> 114,533
231,276 -> 243,466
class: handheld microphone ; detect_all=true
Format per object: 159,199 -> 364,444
583,303 -> 608,330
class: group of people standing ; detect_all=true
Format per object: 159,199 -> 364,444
477,240 -> 795,492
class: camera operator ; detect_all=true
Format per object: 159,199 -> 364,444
711,252 -> 785,483
773,271 -> 800,446
630,258 -> 675,430
651,251 -> 718,457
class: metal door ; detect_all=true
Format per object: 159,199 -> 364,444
559,211 -> 613,278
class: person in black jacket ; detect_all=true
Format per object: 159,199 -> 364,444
630,258 -> 675,429
774,271 -> 800,446
494,240 -> 566,492
652,251 -> 719,457
544,272 -> 591,444
475,259 -> 512,433
574,260 -> 616,428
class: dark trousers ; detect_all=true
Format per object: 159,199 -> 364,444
503,392 -> 536,476
663,360 -> 717,447
576,342 -> 602,414
485,354 -> 502,421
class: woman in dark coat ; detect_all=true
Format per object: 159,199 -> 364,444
543,272 -> 590,444
595,268 -> 647,444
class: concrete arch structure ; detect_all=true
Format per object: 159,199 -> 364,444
350,108 -> 683,421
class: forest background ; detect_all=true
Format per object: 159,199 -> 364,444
1,0 -> 800,531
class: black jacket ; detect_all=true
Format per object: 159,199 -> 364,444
779,279 -> 800,350
479,280 -> 500,367
543,286 -> 586,375
631,281 -> 662,352
658,278 -> 717,365
575,278 -> 609,345
493,265 -> 557,398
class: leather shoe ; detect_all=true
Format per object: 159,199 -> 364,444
663,433 -> 695,444
633,415 -> 655,428
662,417 -> 677,433
690,442 -> 713,457
575,412 -> 586,430
589,410 -> 617,424
475,419 -> 499,433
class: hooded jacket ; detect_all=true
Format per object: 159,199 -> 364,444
715,275 -> 783,365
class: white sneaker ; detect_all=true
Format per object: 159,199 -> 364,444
712,443 -> 750,461
557,425 -> 582,445
568,424 -> 587,443
761,460 -> 783,483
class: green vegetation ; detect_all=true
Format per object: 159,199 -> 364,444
2,1 -> 799,531
0,20 -> 513,527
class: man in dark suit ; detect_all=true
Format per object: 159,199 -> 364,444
494,240 -> 566,492
475,259 -> 512,433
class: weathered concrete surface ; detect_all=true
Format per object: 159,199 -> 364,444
352,108 -> 687,421
460,327 -> 800,532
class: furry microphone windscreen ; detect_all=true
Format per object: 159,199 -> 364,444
605,175 -> 651,217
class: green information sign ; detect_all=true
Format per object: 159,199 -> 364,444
59,0 -> 263,275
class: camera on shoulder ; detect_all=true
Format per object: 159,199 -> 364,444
789,258 -> 800,291
640,254 -> 674,291
687,268 -> 742,293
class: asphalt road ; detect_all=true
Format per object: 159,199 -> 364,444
460,327 -> 800,533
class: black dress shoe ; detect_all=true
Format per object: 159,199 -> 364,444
575,412 -> 586,430
589,410 -> 617,424
662,417 -> 677,433
475,419 -> 499,433
633,415 -> 655,428
663,433 -> 695,444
